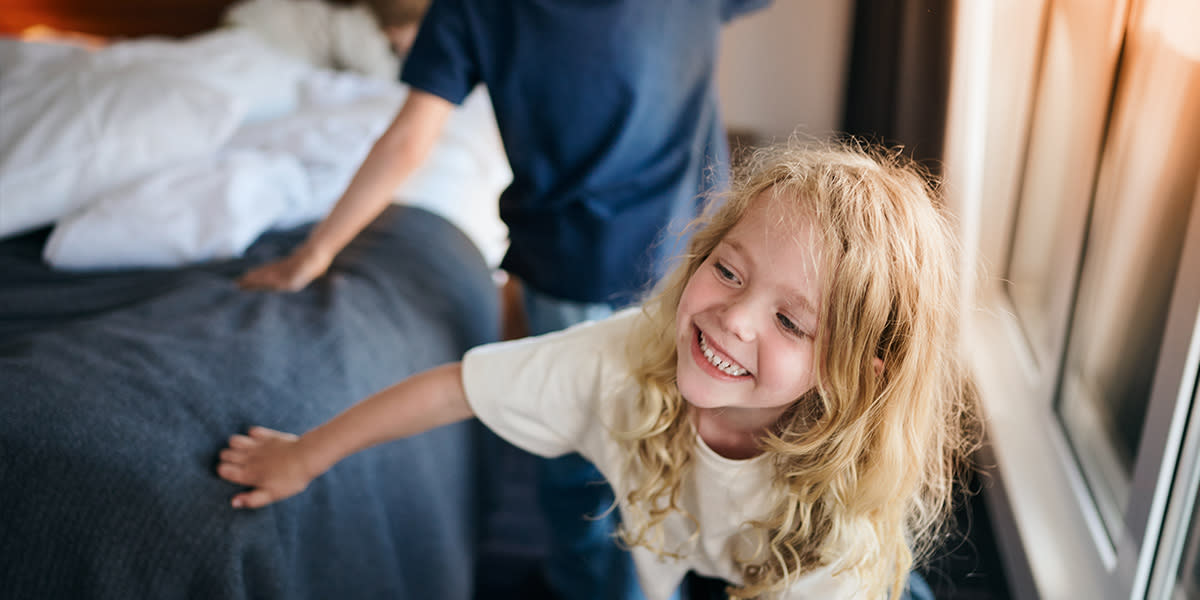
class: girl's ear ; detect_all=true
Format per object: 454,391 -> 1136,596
873,357 -> 884,376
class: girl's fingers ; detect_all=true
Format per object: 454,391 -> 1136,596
248,426 -> 295,440
227,434 -> 257,449
219,448 -> 245,464
232,489 -> 275,510
220,427 -> 301,510
216,462 -> 245,484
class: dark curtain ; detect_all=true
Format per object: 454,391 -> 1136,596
841,0 -> 955,175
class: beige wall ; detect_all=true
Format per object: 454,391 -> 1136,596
717,1 -> 854,142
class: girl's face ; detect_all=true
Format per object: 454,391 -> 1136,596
675,192 -> 822,420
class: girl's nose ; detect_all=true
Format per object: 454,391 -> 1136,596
719,296 -> 756,343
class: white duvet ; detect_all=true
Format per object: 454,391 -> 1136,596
0,29 -> 511,269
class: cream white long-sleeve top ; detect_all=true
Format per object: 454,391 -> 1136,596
461,309 -> 863,599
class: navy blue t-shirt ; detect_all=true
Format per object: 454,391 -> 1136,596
402,0 -> 770,306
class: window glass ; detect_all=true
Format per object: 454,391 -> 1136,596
1054,0 -> 1200,535
1005,1 -> 1123,369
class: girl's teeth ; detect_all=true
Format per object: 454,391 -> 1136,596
699,332 -> 748,376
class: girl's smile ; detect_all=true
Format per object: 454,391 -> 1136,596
694,328 -> 751,378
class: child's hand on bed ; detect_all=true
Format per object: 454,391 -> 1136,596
238,245 -> 333,291
217,426 -> 317,509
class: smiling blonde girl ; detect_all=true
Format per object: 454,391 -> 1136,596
617,141 -> 981,598
216,139 -> 980,599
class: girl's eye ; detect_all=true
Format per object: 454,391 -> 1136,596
714,261 -> 739,283
777,313 -> 803,336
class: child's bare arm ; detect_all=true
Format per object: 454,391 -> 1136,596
216,362 -> 473,509
238,90 -> 455,291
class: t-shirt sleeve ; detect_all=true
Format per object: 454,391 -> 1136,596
400,0 -> 479,104
461,316 -> 630,460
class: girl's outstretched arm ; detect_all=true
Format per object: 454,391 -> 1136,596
216,362 -> 473,509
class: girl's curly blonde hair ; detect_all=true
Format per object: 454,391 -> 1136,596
616,139 -> 982,599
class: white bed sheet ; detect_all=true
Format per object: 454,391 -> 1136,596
0,31 -> 511,269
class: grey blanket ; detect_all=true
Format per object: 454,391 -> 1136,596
0,206 -> 499,599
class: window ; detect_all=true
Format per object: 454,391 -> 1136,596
1004,0 -> 1121,372
1054,0 -> 1200,537
947,0 -> 1200,598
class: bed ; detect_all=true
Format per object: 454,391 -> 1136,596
0,3 -> 508,598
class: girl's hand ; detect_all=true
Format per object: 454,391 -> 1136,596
237,244 -> 333,292
217,426 -> 317,509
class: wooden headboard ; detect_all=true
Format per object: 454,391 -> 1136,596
0,0 -> 357,38
0,0 -> 242,38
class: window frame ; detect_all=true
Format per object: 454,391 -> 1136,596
1142,181 -> 1200,599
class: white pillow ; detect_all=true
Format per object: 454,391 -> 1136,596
0,48 -> 245,239
100,29 -> 313,123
